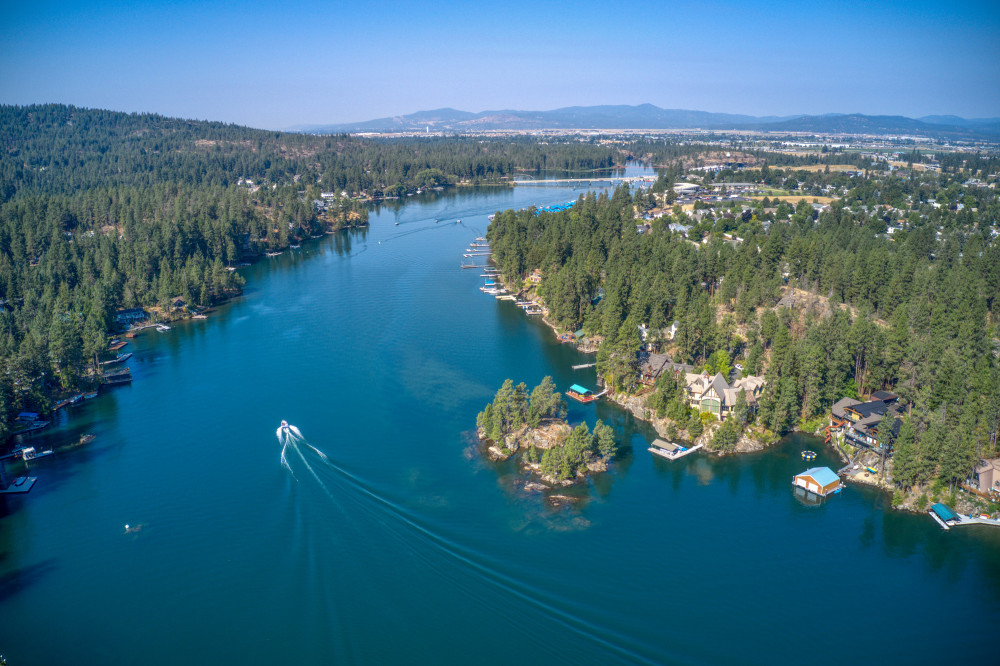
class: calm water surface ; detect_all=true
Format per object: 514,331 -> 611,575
2,169 -> 999,664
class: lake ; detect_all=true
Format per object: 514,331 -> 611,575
2,168 -> 999,664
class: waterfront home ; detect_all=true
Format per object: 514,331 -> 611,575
529,269 -> 543,284
114,308 -> 147,326
835,392 -> 904,453
638,352 -> 693,385
683,371 -> 765,420
972,459 -> 1000,496
793,467 -> 843,497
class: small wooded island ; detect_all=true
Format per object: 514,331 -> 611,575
477,376 -> 618,484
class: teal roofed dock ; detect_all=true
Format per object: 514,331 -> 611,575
931,503 -> 957,522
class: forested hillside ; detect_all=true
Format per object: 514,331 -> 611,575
0,104 -> 624,436
487,168 -> 1000,489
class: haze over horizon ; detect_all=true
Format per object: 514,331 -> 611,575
2,0 -> 999,131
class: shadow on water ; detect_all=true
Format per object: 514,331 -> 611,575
328,227 -> 369,257
0,558 -> 58,602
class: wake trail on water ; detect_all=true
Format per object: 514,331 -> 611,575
380,220 -> 460,245
276,423 -> 658,664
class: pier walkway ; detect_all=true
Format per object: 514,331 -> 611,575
649,441 -> 703,461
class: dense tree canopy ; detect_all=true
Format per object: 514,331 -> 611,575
488,168 -> 1000,488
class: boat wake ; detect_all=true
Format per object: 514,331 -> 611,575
273,420 -> 658,664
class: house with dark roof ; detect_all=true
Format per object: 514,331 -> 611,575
831,397 -> 861,422
639,352 -> 693,385
870,390 -> 898,403
837,395 -> 905,453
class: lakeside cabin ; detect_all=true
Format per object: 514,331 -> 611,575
566,384 -> 599,403
792,467 -> 843,498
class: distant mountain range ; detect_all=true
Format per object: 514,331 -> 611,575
293,104 -> 1000,138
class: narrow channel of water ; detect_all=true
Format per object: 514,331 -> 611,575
1,167 -> 998,664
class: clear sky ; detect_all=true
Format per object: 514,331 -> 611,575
2,0 -> 999,130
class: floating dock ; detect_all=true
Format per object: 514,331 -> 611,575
572,363 -> 596,370
101,367 -> 133,385
0,477 -> 37,495
649,439 -> 703,460
928,503 -> 1000,530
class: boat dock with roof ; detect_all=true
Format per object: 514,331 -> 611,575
566,384 -> 606,403
792,467 -> 844,498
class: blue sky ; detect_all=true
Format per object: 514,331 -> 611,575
2,0 -> 999,129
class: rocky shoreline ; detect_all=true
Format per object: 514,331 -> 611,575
492,269 -> 993,520
477,419 -> 609,488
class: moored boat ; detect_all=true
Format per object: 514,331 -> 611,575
21,446 -> 55,461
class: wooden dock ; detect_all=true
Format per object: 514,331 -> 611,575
572,363 -> 596,370
649,440 -> 703,461
0,477 -> 37,494
944,513 -> 1000,529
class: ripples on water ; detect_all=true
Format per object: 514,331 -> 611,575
279,425 -> 661,663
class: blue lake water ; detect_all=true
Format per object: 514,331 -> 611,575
2,168 -> 999,664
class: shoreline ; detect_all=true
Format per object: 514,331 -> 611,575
491,270 -> 993,521
4,217 -> 363,445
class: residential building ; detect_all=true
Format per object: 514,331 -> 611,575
835,392 -> 903,453
972,459 -> 1000,496
114,308 -> 147,325
683,371 -> 765,420
638,352 -> 693,385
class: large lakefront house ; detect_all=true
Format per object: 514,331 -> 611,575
830,391 -> 904,453
638,353 -> 766,420
683,371 -> 766,420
